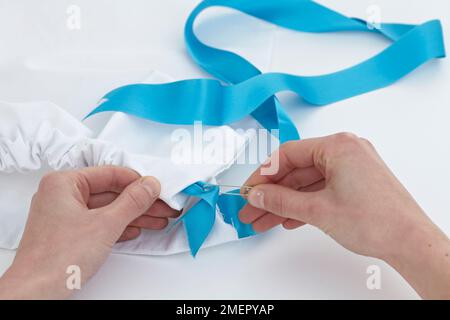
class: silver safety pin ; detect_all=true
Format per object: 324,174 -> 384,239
202,184 -> 253,197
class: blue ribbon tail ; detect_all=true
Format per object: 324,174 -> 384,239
181,184 -> 255,256
217,192 -> 256,239
181,182 -> 219,257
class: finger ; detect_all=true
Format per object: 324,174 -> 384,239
252,213 -> 286,233
78,166 -> 140,194
117,226 -> 141,242
88,194 -> 180,220
299,179 -> 325,192
88,192 -> 118,209
240,184 -> 322,231
239,176 -> 324,225
277,166 -> 323,190
98,176 -> 161,227
282,219 -> 305,230
238,204 -> 266,224
239,170 -> 324,225
243,137 -> 327,190
247,184 -> 329,225
145,200 -> 181,218
129,216 -> 168,230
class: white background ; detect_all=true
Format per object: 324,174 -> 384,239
0,0 -> 449,299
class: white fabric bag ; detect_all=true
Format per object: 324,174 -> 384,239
0,71 -> 262,255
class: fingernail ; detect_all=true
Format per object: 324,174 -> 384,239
247,189 -> 265,209
140,176 -> 160,197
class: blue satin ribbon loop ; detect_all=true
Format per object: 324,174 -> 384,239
87,1 -> 445,143
85,0 -> 446,256
181,183 -> 255,256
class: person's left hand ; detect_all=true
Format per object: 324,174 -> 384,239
0,166 -> 179,299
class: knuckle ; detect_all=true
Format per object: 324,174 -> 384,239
359,137 -> 375,150
280,140 -> 297,151
39,172 -> 58,185
143,176 -> 161,195
329,132 -> 364,155
334,132 -> 359,145
126,186 -> 151,211
38,171 -> 65,192
126,192 -> 146,211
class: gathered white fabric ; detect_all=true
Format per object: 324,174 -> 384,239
0,72 -> 259,255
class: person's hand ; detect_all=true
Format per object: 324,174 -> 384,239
0,166 -> 179,299
239,132 -> 426,258
239,133 -> 450,299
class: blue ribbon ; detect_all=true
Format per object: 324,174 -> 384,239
181,182 -> 255,256
85,0 -> 446,256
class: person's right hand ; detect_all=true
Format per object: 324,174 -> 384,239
239,133 -> 450,299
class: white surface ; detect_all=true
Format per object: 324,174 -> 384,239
0,0 -> 449,299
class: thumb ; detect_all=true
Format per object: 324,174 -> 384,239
246,184 -> 328,226
100,176 -> 160,227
